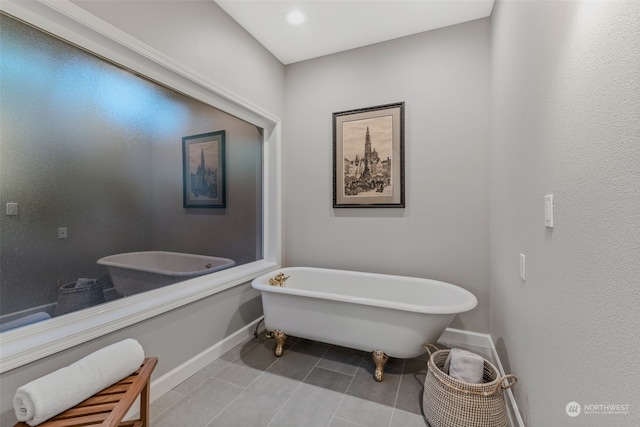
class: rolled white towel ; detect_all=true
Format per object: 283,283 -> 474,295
443,348 -> 485,384
0,312 -> 51,332
13,338 -> 144,426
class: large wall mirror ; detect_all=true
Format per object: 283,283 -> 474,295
0,12 -> 264,332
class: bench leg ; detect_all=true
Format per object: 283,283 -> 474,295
140,379 -> 151,427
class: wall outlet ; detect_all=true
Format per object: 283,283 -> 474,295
6,203 -> 18,216
58,227 -> 68,239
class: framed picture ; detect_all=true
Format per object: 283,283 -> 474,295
333,102 -> 405,208
182,130 -> 226,208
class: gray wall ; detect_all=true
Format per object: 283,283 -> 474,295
71,0 -> 285,117
490,1 -> 640,425
283,18 -> 491,333
0,1 -> 283,423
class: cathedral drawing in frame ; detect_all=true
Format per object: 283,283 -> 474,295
182,130 -> 226,208
333,102 -> 405,208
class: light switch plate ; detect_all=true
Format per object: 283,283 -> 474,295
544,194 -> 554,228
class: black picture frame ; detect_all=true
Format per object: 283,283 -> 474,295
182,130 -> 226,208
333,102 -> 405,208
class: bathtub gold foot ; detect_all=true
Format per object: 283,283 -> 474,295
273,330 -> 287,357
372,350 -> 389,382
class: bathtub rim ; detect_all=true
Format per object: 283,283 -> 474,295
97,251 -> 236,277
252,267 -> 478,315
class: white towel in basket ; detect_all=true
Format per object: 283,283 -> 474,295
13,338 -> 144,426
443,348 -> 485,384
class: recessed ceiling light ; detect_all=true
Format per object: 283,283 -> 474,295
285,10 -> 307,25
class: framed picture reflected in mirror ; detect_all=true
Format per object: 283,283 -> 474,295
182,130 -> 226,208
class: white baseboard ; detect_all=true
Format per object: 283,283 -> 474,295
150,316 -> 264,402
439,328 -> 525,427
125,316 -> 265,420
438,327 -> 493,349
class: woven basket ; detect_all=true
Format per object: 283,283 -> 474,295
422,343 -> 517,427
55,279 -> 105,316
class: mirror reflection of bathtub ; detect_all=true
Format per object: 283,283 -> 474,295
97,252 -> 235,296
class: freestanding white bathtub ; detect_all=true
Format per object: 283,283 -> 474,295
98,251 -> 235,296
252,267 -> 477,381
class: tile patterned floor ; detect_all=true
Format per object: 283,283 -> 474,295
149,333 -> 505,427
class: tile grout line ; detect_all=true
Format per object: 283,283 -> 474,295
149,390 -> 187,424
388,359 -> 407,427
331,350 -> 392,425
202,377 -> 253,426
204,338 -> 283,427
328,365 -> 360,427
265,340 -> 331,427
153,352 -> 244,425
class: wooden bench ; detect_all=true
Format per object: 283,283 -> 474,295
15,357 -> 158,427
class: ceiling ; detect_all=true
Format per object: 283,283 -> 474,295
215,0 -> 495,65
